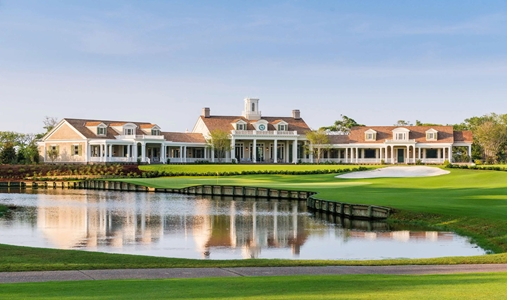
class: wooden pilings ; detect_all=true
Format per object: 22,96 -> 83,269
306,195 -> 390,220
1,180 -> 391,220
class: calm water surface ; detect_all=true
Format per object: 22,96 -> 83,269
0,189 -> 486,260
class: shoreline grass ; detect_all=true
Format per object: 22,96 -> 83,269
2,273 -> 507,299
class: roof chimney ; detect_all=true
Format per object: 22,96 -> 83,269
202,107 -> 210,118
292,109 -> 301,120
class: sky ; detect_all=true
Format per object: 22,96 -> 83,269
1,0 -> 507,134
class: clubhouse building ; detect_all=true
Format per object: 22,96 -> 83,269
39,98 -> 473,164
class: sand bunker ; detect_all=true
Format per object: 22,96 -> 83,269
336,166 -> 450,179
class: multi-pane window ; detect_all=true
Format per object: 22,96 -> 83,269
426,132 -> 437,140
237,124 -> 246,130
97,127 -> 106,135
365,133 -> 374,140
73,145 -> 79,156
124,128 -> 134,136
395,133 -> 406,140
151,129 -> 160,135
278,124 -> 287,131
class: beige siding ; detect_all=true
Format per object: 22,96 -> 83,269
43,142 -> 87,163
47,123 -> 84,140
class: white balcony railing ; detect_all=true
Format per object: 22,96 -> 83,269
384,139 -> 416,144
114,135 -> 165,140
231,130 -> 298,136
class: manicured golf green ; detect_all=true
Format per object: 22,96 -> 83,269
2,273 -> 507,299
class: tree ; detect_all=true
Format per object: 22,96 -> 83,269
415,120 -> 442,126
0,142 -> 17,164
43,116 -> 58,133
206,129 -> 232,163
395,120 -> 412,126
306,129 -> 330,164
320,115 -> 364,134
46,147 -> 59,163
474,121 -> 507,164
454,113 -> 507,162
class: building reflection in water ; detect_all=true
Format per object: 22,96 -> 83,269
0,189 -> 483,259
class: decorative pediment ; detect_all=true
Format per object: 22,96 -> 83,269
253,119 -> 269,131
364,129 -> 377,141
425,128 -> 438,141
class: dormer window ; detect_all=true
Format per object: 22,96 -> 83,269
237,124 -> 246,130
151,129 -> 160,135
124,128 -> 135,136
365,129 -> 377,141
278,124 -> 287,131
426,129 -> 438,141
392,128 -> 410,141
97,126 -> 107,136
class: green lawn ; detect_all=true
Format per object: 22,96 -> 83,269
2,273 -> 507,299
139,164 -> 376,174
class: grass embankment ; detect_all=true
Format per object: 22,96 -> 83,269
122,168 -> 507,254
3,242 -> 507,273
2,273 -> 507,299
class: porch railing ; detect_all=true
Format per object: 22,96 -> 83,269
231,130 -> 298,136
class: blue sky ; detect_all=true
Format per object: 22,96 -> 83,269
1,0 -> 507,134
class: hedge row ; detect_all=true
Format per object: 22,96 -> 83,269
138,166 -> 370,178
445,164 -> 507,171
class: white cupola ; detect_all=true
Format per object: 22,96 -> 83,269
242,98 -> 261,120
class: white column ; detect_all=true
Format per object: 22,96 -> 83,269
86,142 -> 90,163
406,146 -> 409,163
292,140 -> 297,163
179,146 -> 183,163
253,139 -> 257,163
285,141 -> 290,163
127,144 -> 131,160
423,148 -> 427,159
356,148 -> 359,163
438,148 -> 442,161
133,143 -> 138,161
204,147 -> 207,160
345,148 -> 348,163
211,149 -> 215,162
391,146 -> 394,164
230,138 -> 235,162
273,140 -> 278,163
184,146 -> 187,163
361,149 -> 365,162
309,143 -> 314,163
468,145 -> 472,162
108,144 -> 112,159
161,144 -> 165,164
413,146 -> 416,162
141,142 -> 146,162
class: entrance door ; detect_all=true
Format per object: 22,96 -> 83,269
397,149 -> 404,163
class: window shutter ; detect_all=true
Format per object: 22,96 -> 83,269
56,145 -> 59,153
78,145 -> 82,155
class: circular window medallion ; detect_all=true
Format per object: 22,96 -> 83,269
258,124 -> 266,131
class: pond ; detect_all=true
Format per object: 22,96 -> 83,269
0,189 -> 486,260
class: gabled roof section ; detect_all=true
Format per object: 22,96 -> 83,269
140,124 -> 158,129
348,126 -> 456,144
62,118 -> 152,139
426,128 -> 438,133
453,131 -> 473,143
365,128 -> 377,133
162,132 -> 206,143
196,115 -> 311,134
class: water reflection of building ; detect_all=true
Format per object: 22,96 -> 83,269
191,198 -> 309,259
31,190 -> 455,258
36,189 -> 163,250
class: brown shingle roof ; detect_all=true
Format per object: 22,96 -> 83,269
199,115 -> 311,134
453,130 -> 473,142
140,124 -> 157,129
327,135 -> 350,144
64,118 -> 151,139
162,132 -> 206,143
348,126 -> 455,144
